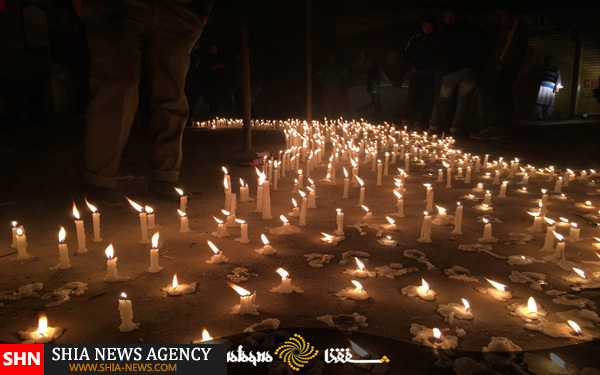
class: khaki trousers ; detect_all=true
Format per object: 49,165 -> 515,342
83,0 -> 204,188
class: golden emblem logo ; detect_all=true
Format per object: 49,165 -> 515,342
274,334 -> 319,371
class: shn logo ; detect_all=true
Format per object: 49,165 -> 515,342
3,352 -> 40,366
274,334 -> 318,371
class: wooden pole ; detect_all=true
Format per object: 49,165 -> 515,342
240,0 -> 252,151
306,0 -> 312,123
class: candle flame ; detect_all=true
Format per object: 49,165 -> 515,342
442,161 -> 450,168
226,282 -> 251,296
72,202 -> 81,220
351,280 -> 364,291
17,227 -> 23,236
224,176 -> 230,190
336,208 -> 342,213
172,274 -> 178,289
571,222 -> 578,228
348,340 -> 369,357
222,166 -> 228,175
121,292 -> 127,299
462,298 -> 470,311
343,167 -> 348,178
560,217 -> 569,223
85,199 -> 98,213
221,209 -> 231,216
321,232 -> 334,240
432,328 -> 441,339
355,176 -> 364,187
307,186 -> 314,193
174,187 -> 184,196
484,277 -> 507,291
239,178 -> 245,187
126,198 -> 143,212
573,268 -> 586,278
527,297 -> 538,314
207,240 -> 221,255
528,211 -> 540,217
235,219 -> 245,224
385,216 -> 395,225
308,178 -> 314,185
105,244 -> 114,259
12,221 -> 17,227
58,227 -> 66,243
299,190 -> 306,198
355,257 -> 365,271
544,217 -> 555,225
276,268 -> 289,279
37,314 -> 48,336
483,218 -> 489,224
550,353 -> 567,369
553,231 -> 564,241
261,234 -> 269,246
361,205 -> 370,213
212,216 -> 223,224
393,190 -> 403,199
280,215 -> 289,224
420,279 -> 429,293
151,232 -> 159,249
585,201 -> 592,206
201,328 -> 212,342
567,320 -> 582,335
436,205 -> 446,214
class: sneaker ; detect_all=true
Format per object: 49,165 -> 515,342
84,184 -> 124,208
148,180 -> 182,202
470,128 -> 499,140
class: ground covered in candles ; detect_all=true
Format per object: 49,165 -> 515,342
1,121 -> 600,374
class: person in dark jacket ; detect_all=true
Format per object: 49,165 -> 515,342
403,15 -> 440,130
318,51 -> 349,119
534,55 -> 562,119
78,0 -> 213,205
428,10 -> 486,135
472,4 -> 529,139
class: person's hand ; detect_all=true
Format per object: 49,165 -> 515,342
554,87 -> 559,93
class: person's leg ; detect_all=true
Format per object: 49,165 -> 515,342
404,75 -> 418,124
428,72 -> 458,132
83,0 -> 144,188
148,0 -> 204,185
322,87 -> 335,118
451,69 -> 476,132
545,93 -> 555,119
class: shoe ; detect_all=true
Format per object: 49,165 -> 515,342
84,184 -> 124,208
496,127 -> 510,139
470,128 -> 499,140
427,125 -> 441,134
148,180 -> 182,202
449,126 -> 461,135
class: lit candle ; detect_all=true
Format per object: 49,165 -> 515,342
10,221 -> 18,248
401,278 -> 436,301
482,190 -> 492,206
256,233 -> 276,254
307,186 -> 317,209
147,232 -> 162,273
553,231 -> 566,260
393,190 -> 405,217
376,160 -> 383,186
239,178 -> 250,202
163,273 -> 196,296
18,313 -> 63,344
222,166 -> 232,194
498,181 -> 508,198
356,176 -> 366,206
15,227 -> 29,260
334,209 -> 345,235
222,209 -> 236,228
493,170 -> 501,185
437,169 -> 443,182
404,153 -> 410,171
464,166 -> 472,183
211,215 -> 228,237
118,293 -> 139,332
527,212 -> 543,232
418,211 -> 432,243
435,205 -> 448,225
361,205 -> 373,220
175,187 -> 187,213
273,162 -> 279,190
437,299 -> 473,323
480,277 -> 512,301
385,216 -> 398,231
383,152 -> 390,176
206,240 -> 229,263
127,198 -> 150,244
72,203 -> 88,253
424,183 -> 434,212
227,282 -> 259,315
452,202 -> 463,235
342,167 -> 350,198
235,219 -> 249,243
145,206 -> 156,229
54,227 -> 71,269
297,169 -> 304,188
271,268 -> 303,293
174,209 -> 189,233
85,200 -> 103,243
567,320 -> 583,336
443,161 -> 452,188
480,218 -> 497,242
568,223 -> 580,241
262,176 -> 272,219
336,280 -> 369,300
105,244 -> 119,282
554,177 -> 563,193
541,218 -> 556,251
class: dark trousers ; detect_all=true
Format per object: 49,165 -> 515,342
83,0 -> 204,188
405,75 -> 434,124
478,67 -> 517,130
322,87 -> 347,118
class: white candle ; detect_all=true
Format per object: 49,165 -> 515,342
376,160 -> 383,186
164,273 -> 196,295
148,232 -> 162,273
475,157 -> 481,172
10,221 -> 18,248
15,227 -> 29,260
480,219 -> 496,242
482,190 -> 492,206
493,170 -> 501,185
235,219 -> 249,243
211,216 -> 228,237
424,184 -> 434,212
498,181 -> 508,198
270,268 -> 303,293
227,283 -> 258,315
299,191 -> 308,226
452,203 -> 463,235
239,178 -> 249,202
394,190 -> 405,217
568,223 -> 580,241
553,232 -> 566,260
334,209 -> 344,235
465,166 -> 472,183
72,203 -> 88,253
445,163 -> 452,188
262,178 -> 272,219
351,162 -> 359,187
541,218 -> 556,251
527,212 -> 543,232
145,206 -> 156,229
418,212 -> 432,243
127,198 -> 150,244
404,153 -> 410,171
273,166 -> 279,190
85,201 -> 103,243
105,244 -> 119,282
175,209 -> 189,233
356,176 -> 365,206
384,152 -> 390,176
342,168 -> 350,198
554,177 -> 563,193
175,187 -> 187,213
437,169 -> 443,182
56,227 -> 71,269
118,293 -> 138,332
297,169 -> 304,188
206,240 -> 229,263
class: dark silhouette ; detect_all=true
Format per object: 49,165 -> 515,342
318,51 -> 349,119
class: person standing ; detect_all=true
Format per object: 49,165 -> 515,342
402,15 -> 440,130
534,55 -> 561,120
79,0 -> 213,206
427,10 -> 486,135
471,5 -> 529,139
318,51 -> 349,119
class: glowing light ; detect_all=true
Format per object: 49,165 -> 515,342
550,353 -> 567,369
462,298 -> 470,311
420,279 -> 429,293
201,328 -> 212,342
553,231 -> 564,241
527,297 -> 538,314
58,227 -> 66,243
573,268 -> 586,279
567,320 -> 582,335
85,199 -> 98,213
72,203 -> 81,220
280,215 -> 289,224
351,280 -> 364,291
484,277 -> 507,291
207,240 -> 220,255
227,282 -> 251,296
105,244 -> 114,259
37,314 -> 48,337
355,257 -> 366,271
174,187 -> 184,196
172,274 -> 178,289
126,198 -> 143,212
276,268 -> 289,279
